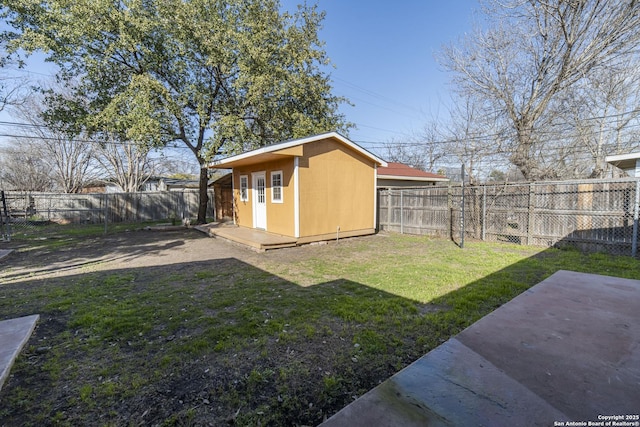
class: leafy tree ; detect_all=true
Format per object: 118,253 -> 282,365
487,169 -> 505,182
1,0 -> 350,222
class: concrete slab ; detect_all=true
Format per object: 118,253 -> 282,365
0,315 -> 39,392
0,249 -> 13,261
457,270 -> 640,421
321,270 -> 640,426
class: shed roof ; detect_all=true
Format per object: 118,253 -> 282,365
209,132 -> 387,169
212,173 -> 232,186
377,162 -> 448,182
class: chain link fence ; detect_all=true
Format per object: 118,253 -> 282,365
0,190 -> 215,241
378,177 -> 640,257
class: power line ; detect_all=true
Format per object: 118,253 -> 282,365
0,132 -> 195,150
354,110 -> 640,149
332,76 -> 423,115
2,106 -> 640,158
354,123 -> 414,137
346,95 -> 424,120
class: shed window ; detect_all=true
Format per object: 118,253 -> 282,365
271,171 -> 283,203
240,175 -> 248,201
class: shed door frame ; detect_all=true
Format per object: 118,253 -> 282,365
252,171 -> 267,230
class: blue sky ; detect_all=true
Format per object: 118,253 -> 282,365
1,1 -> 481,160
303,1 -> 481,153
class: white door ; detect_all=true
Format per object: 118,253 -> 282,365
252,172 -> 267,229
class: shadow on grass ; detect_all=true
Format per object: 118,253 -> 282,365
0,254 -> 442,426
0,230 -> 638,426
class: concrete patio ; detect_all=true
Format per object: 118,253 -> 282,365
0,249 -> 13,261
0,315 -> 39,392
321,270 -> 640,426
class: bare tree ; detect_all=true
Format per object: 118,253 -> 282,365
93,136 -> 154,192
562,60 -> 640,178
13,96 -> 97,192
0,143 -> 55,191
442,95 -> 509,184
384,125 -> 448,172
384,115 -> 469,176
149,150 -> 200,179
0,46 -> 26,113
441,0 -> 640,181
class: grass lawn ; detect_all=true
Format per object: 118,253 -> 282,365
0,225 -> 639,426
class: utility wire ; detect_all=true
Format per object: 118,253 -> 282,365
2,106 -> 640,156
332,76 -> 423,115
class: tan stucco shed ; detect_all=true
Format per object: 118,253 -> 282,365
209,132 -> 387,244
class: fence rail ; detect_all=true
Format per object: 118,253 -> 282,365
378,178 -> 640,257
0,190 -> 215,240
4,179 -> 639,256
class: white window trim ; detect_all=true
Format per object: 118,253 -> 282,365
252,172 -> 267,230
239,175 -> 248,202
271,170 -> 283,203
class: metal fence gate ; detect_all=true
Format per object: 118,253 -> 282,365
0,191 -> 11,241
378,178 -> 640,257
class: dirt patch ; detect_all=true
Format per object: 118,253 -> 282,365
0,229 -> 427,426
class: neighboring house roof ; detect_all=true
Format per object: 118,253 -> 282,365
209,131 -> 387,169
377,162 -> 449,182
212,173 -> 232,186
606,152 -> 640,177
161,178 -> 200,189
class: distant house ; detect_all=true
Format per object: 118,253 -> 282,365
79,180 -> 123,193
606,152 -> 640,177
145,177 -> 200,192
79,177 -> 200,193
377,162 -> 448,188
210,132 -> 387,244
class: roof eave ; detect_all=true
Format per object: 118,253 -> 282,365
209,132 -> 387,169
377,175 -> 449,182
605,153 -> 640,171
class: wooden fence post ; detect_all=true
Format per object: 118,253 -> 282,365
447,182 -> 453,241
400,189 -> 404,234
482,185 -> 487,241
526,183 -> 535,246
577,183 -> 594,232
632,180 -> 639,258
386,190 -> 392,232
0,191 -> 8,241
103,193 -> 108,234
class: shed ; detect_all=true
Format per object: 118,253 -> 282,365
209,132 -> 387,244
212,173 -> 233,221
377,162 -> 449,188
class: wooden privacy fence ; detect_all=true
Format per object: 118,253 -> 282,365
378,178 -> 640,257
1,190 -> 215,229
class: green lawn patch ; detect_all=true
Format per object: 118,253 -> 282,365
0,228 -> 638,426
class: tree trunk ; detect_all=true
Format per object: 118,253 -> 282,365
197,163 -> 209,224
511,129 -> 534,181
